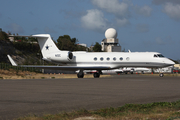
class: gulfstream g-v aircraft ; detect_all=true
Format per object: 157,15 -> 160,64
7,34 -> 174,78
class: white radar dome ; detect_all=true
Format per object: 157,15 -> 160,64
105,28 -> 117,39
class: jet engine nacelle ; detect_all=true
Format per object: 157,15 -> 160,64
47,51 -> 74,62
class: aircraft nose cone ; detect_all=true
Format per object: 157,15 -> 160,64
170,60 -> 175,65
166,59 -> 175,66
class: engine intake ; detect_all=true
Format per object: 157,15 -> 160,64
68,52 -> 73,60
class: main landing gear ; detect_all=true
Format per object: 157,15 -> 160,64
93,70 -> 102,78
93,72 -> 100,78
77,70 -> 101,78
77,70 -> 84,78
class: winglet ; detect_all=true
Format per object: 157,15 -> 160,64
7,55 -> 18,66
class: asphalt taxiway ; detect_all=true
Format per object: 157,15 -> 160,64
0,75 -> 180,119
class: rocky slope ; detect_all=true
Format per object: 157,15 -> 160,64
0,40 -> 37,64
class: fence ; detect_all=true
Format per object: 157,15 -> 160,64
0,63 -> 41,73
0,63 -> 75,74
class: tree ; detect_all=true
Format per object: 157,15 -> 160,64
71,38 -> 78,44
11,34 -> 40,53
0,30 -> 9,41
57,35 -> 75,51
56,35 -> 86,51
93,42 -> 102,52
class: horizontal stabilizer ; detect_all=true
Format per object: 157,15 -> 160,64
7,55 -> 17,66
9,35 -> 48,38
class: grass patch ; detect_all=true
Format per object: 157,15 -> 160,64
17,100 -> 180,120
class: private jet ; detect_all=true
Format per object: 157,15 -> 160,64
7,34 -> 175,78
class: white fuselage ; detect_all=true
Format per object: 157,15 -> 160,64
48,51 -> 174,69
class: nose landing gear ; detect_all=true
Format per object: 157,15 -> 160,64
159,73 -> 164,77
158,68 -> 164,77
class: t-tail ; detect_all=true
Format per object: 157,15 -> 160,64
32,34 -> 60,59
33,34 -> 74,63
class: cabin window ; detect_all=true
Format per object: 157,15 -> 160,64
94,57 -> 97,61
126,57 -> 130,61
107,57 -> 110,61
120,57 -> 123,61
100,57 -> 104,61
113,57 -> 116,61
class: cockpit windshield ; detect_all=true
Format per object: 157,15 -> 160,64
154,54 -> 158,57
154,54 -> 164,58
157,54 -> 164,57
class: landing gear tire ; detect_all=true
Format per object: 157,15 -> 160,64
159,73 -> 164,77
77,72 -> 84,78
93,72 -> 100,78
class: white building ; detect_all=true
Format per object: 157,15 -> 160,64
101,28 -> 121,52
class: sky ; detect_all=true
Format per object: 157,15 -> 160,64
0,0 -> 180,60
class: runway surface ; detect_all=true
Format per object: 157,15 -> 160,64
0,75 -> 180,119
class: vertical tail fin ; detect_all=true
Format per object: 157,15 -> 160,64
33,34 -> 60,58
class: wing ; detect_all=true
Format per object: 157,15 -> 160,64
18,65 -> 110,71
7,55 -> 110,71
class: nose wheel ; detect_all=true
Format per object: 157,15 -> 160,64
158,68 -> 164,77
159,73 -> 164,77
